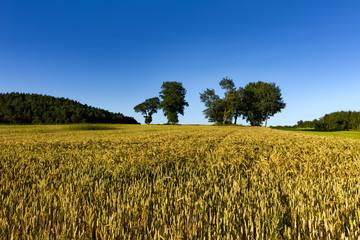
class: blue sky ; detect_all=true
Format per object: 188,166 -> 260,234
1,0 -> 360,125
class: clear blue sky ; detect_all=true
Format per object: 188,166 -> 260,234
1,0 -> 360,125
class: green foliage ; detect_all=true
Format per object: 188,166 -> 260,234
159,81 -> 189,124
219,77 -> 235,93
0,92 -> 139,124
201,79 -> 286,126
144,116 -> 152,125
231,87 -> 245,124
134,97 -> 160,124
296,120 -> 317,128
316,111 -> 360,131
295,111 -> 360,131
200,78 -> 244,125
199,88 -> 223,123
242,81 -> 285,126
219,77 -> 237,125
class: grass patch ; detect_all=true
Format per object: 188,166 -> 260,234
277,127 -> 360,140
299,130 -> 360,140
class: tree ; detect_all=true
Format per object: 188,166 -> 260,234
200,89 -> 224,124
219,77 -> 236,125
200,77 -> 243,125
242,81 -> 285,127
232,87 -> 245,125
159,81 -> 189,124
219,77 -> 235,93
134,97 -> 160,124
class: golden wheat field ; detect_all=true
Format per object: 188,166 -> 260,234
1,124 -> 360,239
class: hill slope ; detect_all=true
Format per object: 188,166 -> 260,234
0,92 -> 139,124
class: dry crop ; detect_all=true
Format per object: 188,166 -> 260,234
1,125 -> 360,239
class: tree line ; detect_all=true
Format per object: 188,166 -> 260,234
135,78 -> 286,126
0,92 -> 139,124
296,111 -> 360,131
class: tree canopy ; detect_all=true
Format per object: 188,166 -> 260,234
0,92 -> 139,124
199,88 -> 223,124
242,81 -> 285,126
200,79 -> 285,126
200,77 -> 244,125
159,81 -> 189,124
134,97 -> 160,124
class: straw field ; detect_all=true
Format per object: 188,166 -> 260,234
1,125 -> 360,239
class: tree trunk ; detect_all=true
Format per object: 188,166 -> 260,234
264,112 -> 269,127
223,109 -> 227,126
223,108 -> 231,126
234,110 -> 238,125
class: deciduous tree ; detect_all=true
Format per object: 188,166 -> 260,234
242,81 -> 285,126
200,77 -> 244,125
200,89 -> 224,124
159,81 -> 189,124
134,97 -> 160,124
219,77 -> 236,125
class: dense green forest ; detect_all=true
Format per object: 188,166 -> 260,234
296,111 -> 360,131
0,92 -> 139,124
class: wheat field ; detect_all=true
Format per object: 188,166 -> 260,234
1,124 -> 360,239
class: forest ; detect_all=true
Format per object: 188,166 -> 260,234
0,92 -> 139,124
296,111 -> 360,131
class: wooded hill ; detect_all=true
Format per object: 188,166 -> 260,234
0,92 -> 139,124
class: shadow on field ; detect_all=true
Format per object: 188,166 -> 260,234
68,124 -> 117,131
